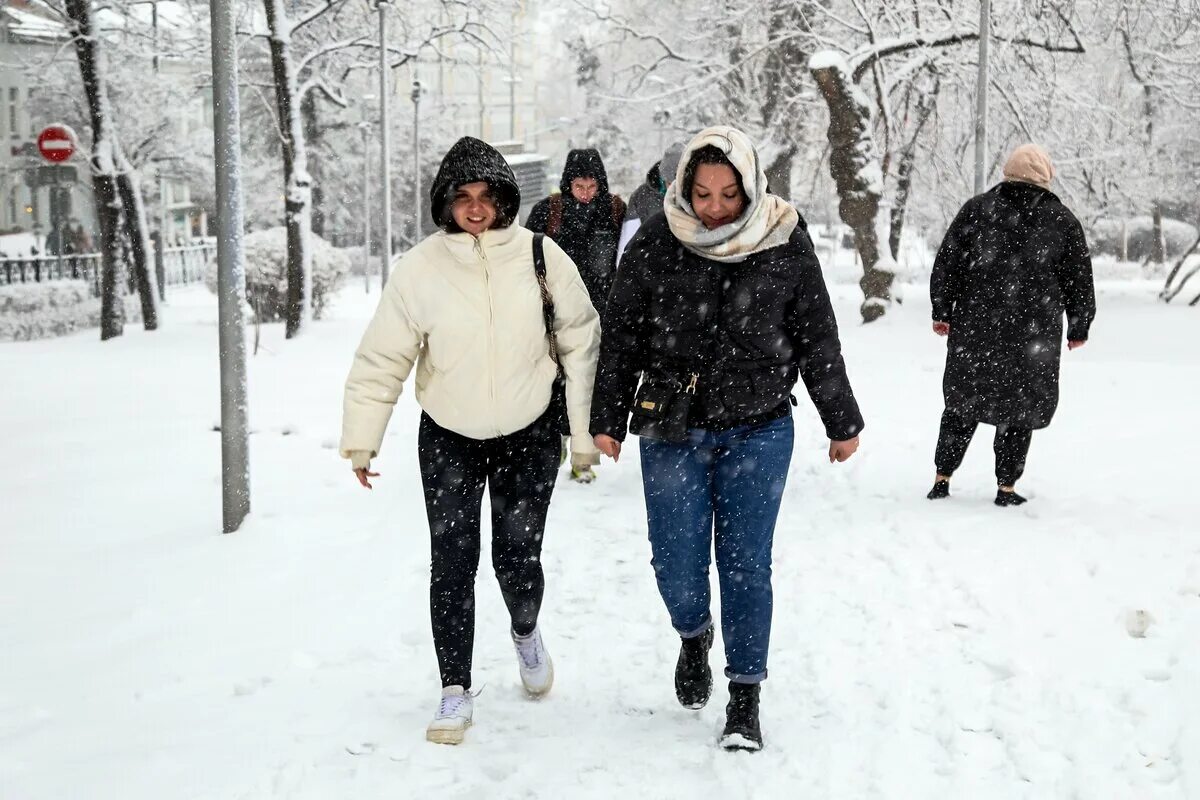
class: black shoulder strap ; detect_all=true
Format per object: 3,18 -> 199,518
532,234 -> 564,375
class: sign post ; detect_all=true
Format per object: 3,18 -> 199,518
37,124 -> 78,279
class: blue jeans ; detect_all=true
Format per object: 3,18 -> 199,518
639,414 -> 794,684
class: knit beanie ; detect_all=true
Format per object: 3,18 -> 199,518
1002,144 -> 1055,190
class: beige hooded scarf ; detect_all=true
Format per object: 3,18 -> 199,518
1002,143 -> 1055,190
663,126 -> 799,263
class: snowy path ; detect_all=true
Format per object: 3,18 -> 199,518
2,282 -> 1198,799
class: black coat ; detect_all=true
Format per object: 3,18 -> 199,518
931,181 -> 1096,429
526,149 -> 624,312
590,213 -> 864,441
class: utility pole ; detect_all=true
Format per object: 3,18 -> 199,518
412,80 -> 421,243
209,0 -> 251,533
360,95 -> 374,293
974,0 -> 991,194
373,0 -> 392,287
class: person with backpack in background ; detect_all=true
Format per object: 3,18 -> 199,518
527,148 -> 626,484
340,136 -> 600,745
617,141 -> 685,265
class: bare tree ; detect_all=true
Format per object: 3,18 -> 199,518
262,0 -> 316,338
60,0 -> 161,337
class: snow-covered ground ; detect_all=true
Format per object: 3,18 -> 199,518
2,279 -> 1198,799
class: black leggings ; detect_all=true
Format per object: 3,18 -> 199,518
418,410 -> 560,690
934,409 -> 1033,487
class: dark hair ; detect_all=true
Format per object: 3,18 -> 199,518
681,145 -> 748,205
440,182 -> 515,233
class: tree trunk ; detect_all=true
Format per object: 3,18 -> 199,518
810,54 -> 895,322
889,75 -> 938,260
764,146 -> 797,202
64,0 -> 127,340
301,91 -> 325,238
115,162 -> 160,329
264,0 -> 312,339
1161,230 -> 1200,301
1150,201 -> 1166,263
757,0 -> 821,202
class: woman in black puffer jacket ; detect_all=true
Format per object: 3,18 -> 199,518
589,126 -> 864,753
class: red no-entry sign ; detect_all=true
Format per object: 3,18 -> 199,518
37,124 -> 77,163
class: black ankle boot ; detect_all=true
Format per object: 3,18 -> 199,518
674,627 -> 714,709
995,489 -> 1028,506
927,479 -> 951,500
719,681 -> 762,751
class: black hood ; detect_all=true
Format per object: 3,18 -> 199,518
558,148 -> 610,196
429,137 -> 521,228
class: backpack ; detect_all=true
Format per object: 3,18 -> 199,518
546,193 -> 626,238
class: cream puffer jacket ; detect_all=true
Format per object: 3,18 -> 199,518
340,223 -> 601,468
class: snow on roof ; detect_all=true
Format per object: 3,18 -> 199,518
504,153 -> 550,166
1,2 -> 67,43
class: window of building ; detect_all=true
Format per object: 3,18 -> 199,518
8,88 -> 17,139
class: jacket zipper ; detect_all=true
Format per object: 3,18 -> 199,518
476,237 -> 501,436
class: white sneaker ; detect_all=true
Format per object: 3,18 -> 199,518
425,685 -> 473,745
570,465 -> 596,484
512,627 -> 554,697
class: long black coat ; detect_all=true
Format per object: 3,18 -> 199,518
590,213 -> 864,441
931,181 -> 1095,429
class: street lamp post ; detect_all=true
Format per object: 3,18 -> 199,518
209,0 -> 251,534
411,80 -> 421,244
371,0 -> 392,288
360,94 -> 374,294
974,0 -> 991,194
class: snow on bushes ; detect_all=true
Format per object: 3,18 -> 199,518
1091,217 -> 1197,261
204,227 -> 349,321
0,280 -> 142,341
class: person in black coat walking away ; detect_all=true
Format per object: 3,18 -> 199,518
590,126 -> 864,752
527,148 -> 626,484
617,141 -> 684,265
928,144 -> 1095,506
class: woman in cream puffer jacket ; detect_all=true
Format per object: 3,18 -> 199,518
340,136 -> 600,744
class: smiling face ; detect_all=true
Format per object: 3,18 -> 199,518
570,177 -> 599,204
690,163 -> 746,230
450,182 -> 498,236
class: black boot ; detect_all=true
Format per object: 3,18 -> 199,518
927,479 -> 951,500
674,627 -> 714,709
995,489 -> 1028,507
719,681 -> 762,752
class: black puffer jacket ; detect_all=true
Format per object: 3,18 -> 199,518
526,149 -> 624,312
931,181 -> 1095,429
590,213 -> 864,440
429,136 -> 521,227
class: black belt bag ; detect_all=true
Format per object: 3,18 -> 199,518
628,372 -> 699,443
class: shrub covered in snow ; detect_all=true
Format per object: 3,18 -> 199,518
204,227 -> 349,321
0,280 -> 142,341
1091,217 -> 1197,261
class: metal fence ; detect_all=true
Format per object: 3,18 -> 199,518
0,242 -> 216,295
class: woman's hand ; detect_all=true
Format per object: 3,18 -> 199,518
354,467 -> 380,489
594,434 -> 622,463
932,321 -> 950,336
1067,340 -> 1086,351
829,436 -> 859,464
